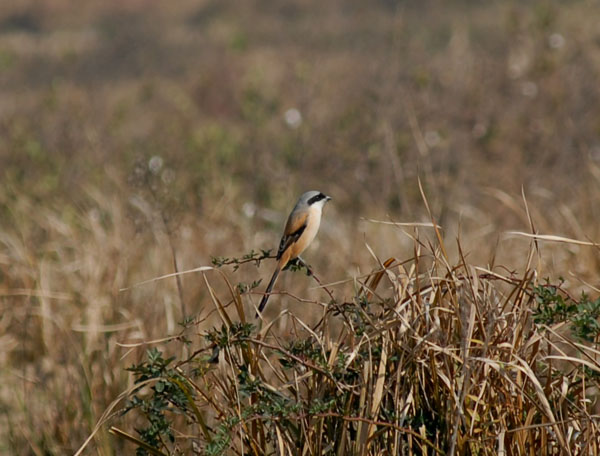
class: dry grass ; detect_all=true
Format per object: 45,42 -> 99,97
2,0 -> 600,454
75,213 -> 600,455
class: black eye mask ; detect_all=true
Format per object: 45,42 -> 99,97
307,193 -> 326,205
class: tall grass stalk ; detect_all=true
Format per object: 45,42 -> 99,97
96,230 -> 600,455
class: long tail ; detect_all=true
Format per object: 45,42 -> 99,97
257,266 -> 281,316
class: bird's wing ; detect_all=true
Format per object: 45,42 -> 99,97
276,211 -> 309,260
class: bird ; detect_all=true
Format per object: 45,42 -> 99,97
257,190 -> 332,315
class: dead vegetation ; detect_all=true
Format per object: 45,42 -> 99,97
80,217 -> 600,455
3,0 -> 600,454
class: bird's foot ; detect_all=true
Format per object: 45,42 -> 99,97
285,257 -> 312,276
296,256 -> 313,276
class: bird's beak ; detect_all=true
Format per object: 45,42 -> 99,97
325,195 -> 332,202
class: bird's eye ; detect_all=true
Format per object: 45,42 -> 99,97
308,193 -> 325,205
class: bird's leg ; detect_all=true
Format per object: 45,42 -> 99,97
296,256 -> 313,276
284,257 -> 312,275
283,257 -> 299,270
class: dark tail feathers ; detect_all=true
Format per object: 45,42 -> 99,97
257,267 -> 281,316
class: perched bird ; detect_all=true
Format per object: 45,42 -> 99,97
257,190 -> 331,315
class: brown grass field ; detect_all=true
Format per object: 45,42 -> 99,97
2,0 -> 600,454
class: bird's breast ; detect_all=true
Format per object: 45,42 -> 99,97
290,207 -> 321,258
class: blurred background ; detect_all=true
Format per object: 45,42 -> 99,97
2,0 -> 600,453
